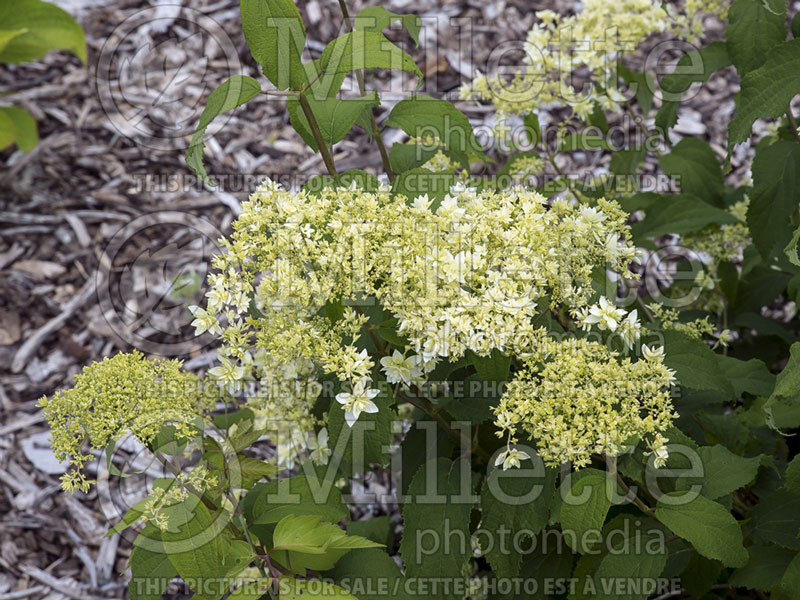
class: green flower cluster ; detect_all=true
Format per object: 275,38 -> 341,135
39,351 -> 215,492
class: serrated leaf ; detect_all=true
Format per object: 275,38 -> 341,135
273,514 -> 381,554
661,330 -> 734,396
730,545 -> 796,592
186,75 -> 261,185
469,349 -> 510,383
656,42 -> 731,135
480,463 -> 555,577
728,39 -> 800,150
658,139 -> 723,204
592,516 -> 668,600
400,458 -> 473,600
241,0 -> 307,91
245,475 -> 348,527
333,548 -> 408,600
675,445 -> 761,500
630,194 -> 737,240
726,0 -> 786,77
558,468 -> 612,555
786,455 -> 800,496
288,91 -> 379,151
354,6 -> 421,46
319,30 -> 422,89
388,143 -> 438,174
747,141 -> 800,259
655,493 -> 748,567
746,489 -> 800,550
387,95 -> 486,158
716,355 -> 775,397
129,530 -> 178,600
0,0 -> 85,63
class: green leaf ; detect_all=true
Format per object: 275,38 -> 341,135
387,95 -> 486,158
272,514 -> 381,555
400,458 -> 473,600
630,194 -> 737,240
618,64 -> 655,115
716,355 -> 776,397
279,578 -> 358,600
480,463 -> 555,577
186,75 -> 262,185
346,516 -> 392,546
782,552 -> 800,592
160,498 -> 252,600
106,479 -> 176,537
725,0 -> 786,77
332,548 -> 408,600
675,445 -> 761,500
0,0 -> 85,63
245,474 -> 348,527
469,349 -> 510,383
388,143 -> 438,174
661,330 -> 734,396
728,39 -> 800,150
288,91 -> 379,151
592,516 -> 668,600
0,105 -> 37,152
731,545 -> 796,592
747,141 -> 800,259
656,42 -> 731,135
658,139 -> 723,204
319,30 -> 422,89
241,0 -> 307,91
746,489 -> 800,549
558,468 -> 612,555
786,224 -> 800,267
524,113 -> 540,145
786,454 -> 800,496
0,29 -> 27,56
129,529 -> 178,600
655,492 -> 748,567
354,6 -> 421,46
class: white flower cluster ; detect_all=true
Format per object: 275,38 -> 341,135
574,296 -> 642,349
191,178 -> 638,467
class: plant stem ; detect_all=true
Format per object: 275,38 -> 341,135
616,473 -> 655,515
297,92 -> 339,177
336,0 -> 396,181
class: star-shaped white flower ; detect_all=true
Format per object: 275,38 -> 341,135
380,350 -> 422,385
495,447 -> 531,471
336,379 -> 380,427
642,344 -> 665,361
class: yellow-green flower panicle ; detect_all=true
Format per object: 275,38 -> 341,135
39,351 -> 214,492
493,336 -> 677,469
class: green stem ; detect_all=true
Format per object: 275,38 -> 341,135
336,0 -> 396,181
298,92 -> 339,177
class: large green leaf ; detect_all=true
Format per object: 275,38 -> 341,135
185,75 -> 261,185
655,493 -> 748,567
728,39 -> 800,149
400,458 -> 473,600
630,195 -> 736,240
730,545 -> 797,592
558,468 -> 612,554
354,6 -> 421,46
480,463 -> 555,576
745,489 -> 800,549
786,454 -> 800,496
675,444 -> 761,499
725,0 -> 786,77
129,529 -> 178,600
333,548 -> 409,600
661,330 -> 734,396
0,0 -> 85,63
469,349 -> 511,383
592,516 -> 668,600
319,30 -> 422,88
240,0 -> 307,90
387,95 -> 486,158
656,42 -> 731,135
658,139 -> 723,205
747,141 -> 800,259
288,91 -> 379,151
716,355 -> 775,397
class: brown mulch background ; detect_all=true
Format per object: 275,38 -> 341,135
0,0 -> 764,597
